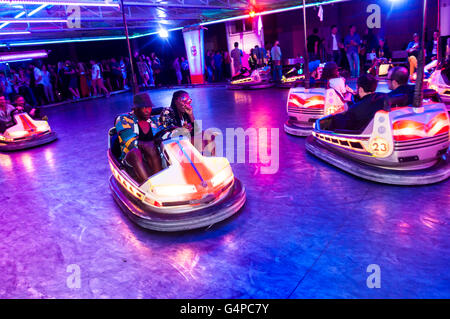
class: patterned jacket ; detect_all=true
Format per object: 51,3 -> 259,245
115,112 -> 161,160
158,106 -> 195,136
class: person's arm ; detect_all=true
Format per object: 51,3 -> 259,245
115,115 -> 139,153
35,70 -> 43,83
158,108 -> 176,128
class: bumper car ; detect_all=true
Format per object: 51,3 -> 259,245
108,126 -> 246,232
305,96 -> 450,185
0,112 -> 57,152
284,87 -> 347,136
227,66 -> 274,90
278,65 -> 305,89
426,68 -> 450,105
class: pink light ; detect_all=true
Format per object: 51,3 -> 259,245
0,31 -> 31,35
0,19 -> 67,23
0,0 -> 120,8
0,50 -> 48,62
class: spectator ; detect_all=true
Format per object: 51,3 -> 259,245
406,33 -> 420,76
205,50 -> 214,83
90,60 -> 109,97
151,53 -> 162,88
307,28 -> 321,61
76,62 -> 89,98
30,63 -> 47,105
41,64 -> 55,103
56,62 -> 67,100
213,51 -> 223,82
344,25 -> 361,78
145,56 -> 155,87
271,40 -> 282,82
427,30 -> 439,63
173,57 -> 182,85
63,61 -> 80,99
110,58 -> 123,91
101,60 -> 113,92
222,51 -> 232,80
0,91 -> 16,133
325,25 -> 343,65
137,55 -> 151,88
230,42 -> 243,76
120,57 -> 128,89
181,57 -> 191,84
0,72 -> 13,101
248,49 -> 258,70
360,28 -> 378,72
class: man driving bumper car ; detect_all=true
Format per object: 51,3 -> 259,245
115,92 -> 163,184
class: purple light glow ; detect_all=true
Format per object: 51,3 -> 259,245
0,50 -> 48,62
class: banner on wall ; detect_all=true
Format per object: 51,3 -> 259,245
183,26 -> 205,84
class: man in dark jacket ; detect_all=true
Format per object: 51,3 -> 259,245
319,74 -> 386,132
387,66 -> 415,105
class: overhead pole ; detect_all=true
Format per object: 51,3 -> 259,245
120,0 -> 138,94
302,0 -> 310,89
412,0 -> 427,108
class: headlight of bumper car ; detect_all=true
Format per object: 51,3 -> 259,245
8,130 -> 29,139
211,169 -> 234,188
151,185 -> 197,197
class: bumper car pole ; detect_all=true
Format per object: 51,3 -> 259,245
413,0 -> 427,108
302,0 -> 310,89
120,0 -> 138,94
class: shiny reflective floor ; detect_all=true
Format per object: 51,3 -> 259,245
0,86 -> 449,298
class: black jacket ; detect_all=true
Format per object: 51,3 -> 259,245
387,85 -> 415,106
320,92 -> 387,132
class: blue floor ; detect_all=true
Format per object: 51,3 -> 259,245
0,87 -> 448,298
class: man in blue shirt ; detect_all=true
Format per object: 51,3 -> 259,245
271,41 -> 283,82
344,25 -> 361,78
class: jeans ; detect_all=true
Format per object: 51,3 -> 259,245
331,50 -> 342,66
346,51 -> 360,78
272,63 -> 282,82
207,67 -> 213,82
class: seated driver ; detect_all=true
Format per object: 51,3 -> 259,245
115,92 -> 162,184
387,66 -> 415,105
321,61 -> 355,102
159,90 -> 216,156
12,95 -> 47,121
319,74 -> 386,132
0,91 -> 16,133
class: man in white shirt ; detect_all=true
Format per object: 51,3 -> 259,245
271,41 -> 282,82
30,63 -> 46,105
90,60 -> 109,97
325,25 -> 343,65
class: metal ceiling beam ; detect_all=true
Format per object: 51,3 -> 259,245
122,1 -> 245,10
0,1 -> 120,8
79,16 -> 200,21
